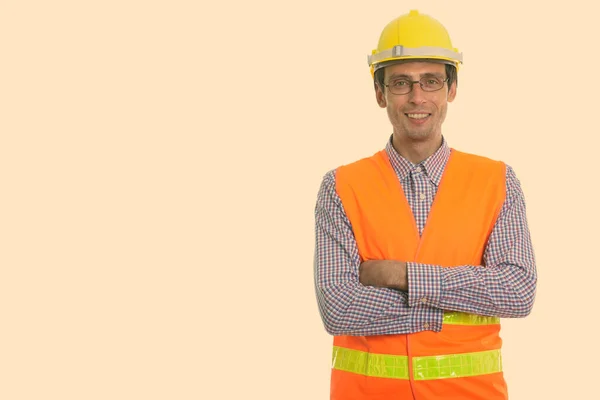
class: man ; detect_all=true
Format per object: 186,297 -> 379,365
313,10 -> 537,400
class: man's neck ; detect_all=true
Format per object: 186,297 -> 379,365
391,134 -> 443,164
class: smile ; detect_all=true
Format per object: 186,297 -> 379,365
406,113 -> 430,119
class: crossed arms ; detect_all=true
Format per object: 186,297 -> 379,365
313,166 -> 537,336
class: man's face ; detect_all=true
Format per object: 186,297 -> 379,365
375,61 -> 457,143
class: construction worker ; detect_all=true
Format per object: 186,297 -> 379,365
313,10 -> 537,400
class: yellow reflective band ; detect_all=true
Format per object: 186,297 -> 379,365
332,347 -> 502,381
443,311 -> 500,325
413,349 -> 502,380
332,346 -> 409,379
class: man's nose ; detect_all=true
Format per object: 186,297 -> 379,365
408,83 -> 427,104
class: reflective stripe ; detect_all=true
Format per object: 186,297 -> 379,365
332,347 -> 502,381
443,311 -> 500,325
332,346 -> 409,379
413,349 -> 502,380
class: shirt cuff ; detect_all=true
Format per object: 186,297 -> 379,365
407,261 -> 443,308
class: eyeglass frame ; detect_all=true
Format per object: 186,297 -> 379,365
383,76 -> 449,95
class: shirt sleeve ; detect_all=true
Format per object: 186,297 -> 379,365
314,170 -> 426,336
406,165 -> 537,318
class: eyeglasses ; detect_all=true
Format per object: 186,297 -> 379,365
384,76 -> 449,95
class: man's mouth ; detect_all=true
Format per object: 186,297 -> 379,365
406,113 -> 430,119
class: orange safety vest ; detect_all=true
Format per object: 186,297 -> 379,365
332,148 -> 508,400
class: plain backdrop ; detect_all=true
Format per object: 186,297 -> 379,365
1,1 -> 599,399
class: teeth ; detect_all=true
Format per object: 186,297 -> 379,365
407,113 -> 429,119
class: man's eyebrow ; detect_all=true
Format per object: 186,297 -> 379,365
387,73 -> 411,80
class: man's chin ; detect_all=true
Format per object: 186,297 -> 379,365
404,130 -> 435,142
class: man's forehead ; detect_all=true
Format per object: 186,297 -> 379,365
384,61 -> 446,78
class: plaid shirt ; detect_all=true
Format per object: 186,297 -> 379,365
313,136 -> 537,336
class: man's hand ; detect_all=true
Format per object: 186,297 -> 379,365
359,260 -> 408,291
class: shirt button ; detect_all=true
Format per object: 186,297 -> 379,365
421,297 -> 427,304
423,322 -> 430,329
419,193 -> 426,200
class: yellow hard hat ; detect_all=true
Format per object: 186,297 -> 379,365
368,10 -> 463,78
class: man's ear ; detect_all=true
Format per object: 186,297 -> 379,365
447,81 -> 457,103
375,81 -> 387,108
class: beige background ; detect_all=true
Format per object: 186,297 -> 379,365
1,0 -> 598,399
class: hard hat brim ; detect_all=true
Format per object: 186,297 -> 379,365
372,57 -> 458,73
369,45 -> 462,68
